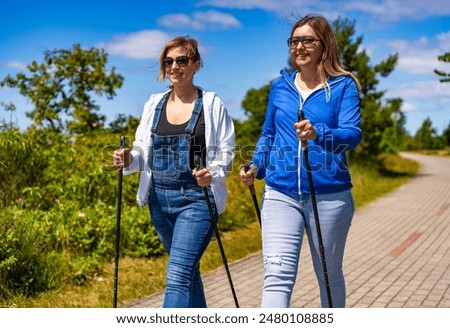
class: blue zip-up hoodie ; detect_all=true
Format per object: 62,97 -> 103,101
251,70 -> 362,195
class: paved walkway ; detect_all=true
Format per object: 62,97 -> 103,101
127,153 -> 450,308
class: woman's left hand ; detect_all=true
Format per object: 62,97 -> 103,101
293,120 -> 317,142
193,167 -> 212,187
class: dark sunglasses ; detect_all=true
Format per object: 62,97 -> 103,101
287,36 -> 320,48
163,56 -> 190,67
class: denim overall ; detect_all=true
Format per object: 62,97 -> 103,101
148,91 -> 216,308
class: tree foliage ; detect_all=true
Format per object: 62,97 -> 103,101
108,113 -> 141,135
0,43 -> 124,133
329,17 -> 405,157
236,82 -> 272,146
434,52 -> 450,83
413,117 -> 443,150
442,123 -> 450,147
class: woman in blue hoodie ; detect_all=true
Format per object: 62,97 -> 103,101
240,14 -> 362,308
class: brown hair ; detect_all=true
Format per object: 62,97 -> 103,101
290,14 -> 361,92
158,36 -> 203,82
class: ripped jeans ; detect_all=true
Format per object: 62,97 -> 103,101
261,185 -> 355,308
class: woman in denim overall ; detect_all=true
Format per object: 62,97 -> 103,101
149,90 -> 214,308
113,36 -> 235,307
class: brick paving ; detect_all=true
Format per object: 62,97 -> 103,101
127,153 -> 450,308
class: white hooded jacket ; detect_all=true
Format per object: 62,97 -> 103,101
124,88 -> 235,214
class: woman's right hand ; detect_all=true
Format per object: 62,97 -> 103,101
239,164 -> 257,186
113,148 -> 132,169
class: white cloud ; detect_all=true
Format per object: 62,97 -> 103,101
159,14 -> 197,29
199,0 -> 282,11
201,0 -> 450,23
345,0 -> 450,22
158,10 -> 242,30
386,81 -> 449,135
1,61 -> 27,70
386,80 -> 450,103
97,30 -> 171,60
437,31 -> 450,52
384,37 -> 449,76
400,102 -> 418,113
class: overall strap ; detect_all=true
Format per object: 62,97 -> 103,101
150,92 -> 171,133
185,89 -> 204,135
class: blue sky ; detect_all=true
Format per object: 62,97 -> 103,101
1,0 -> 449,135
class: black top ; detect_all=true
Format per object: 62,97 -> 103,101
155,99 -> 206,169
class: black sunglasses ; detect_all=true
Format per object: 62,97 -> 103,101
287,36 -> 320,48
163,56 -> 190,67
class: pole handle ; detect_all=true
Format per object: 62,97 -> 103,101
297,110 -> 308,149
194,155 -> 203,170
243,164 -> 256,195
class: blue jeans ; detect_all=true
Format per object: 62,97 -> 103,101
261,185 -> 355,308
149,185 -> 215,308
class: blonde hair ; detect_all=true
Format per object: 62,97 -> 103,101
290,14 -> 361,93
158,36 -> 202,82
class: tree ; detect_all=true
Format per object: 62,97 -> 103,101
379,98 -> 409,153
434,52 -> 450,83
442,123 -> 450,147
0,43 -> 124,133
237,82 -> 272,146
414,117 -> 442,150
108,113 -> 140,134
333,17 -> 402,158
0,102 -> 17,130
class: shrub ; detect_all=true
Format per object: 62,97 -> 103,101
0,128 -> 50,208
0,129 -> 256,300
0,208 -> 65,298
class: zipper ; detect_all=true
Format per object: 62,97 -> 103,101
282,72 -> 304,195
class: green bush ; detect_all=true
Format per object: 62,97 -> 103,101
0,128 -> 50,208
119,205 -> 164,258
0,128 -> 261,300
0,200 -> 166,298
0,208 -> 65,298
0,129 -> 169,299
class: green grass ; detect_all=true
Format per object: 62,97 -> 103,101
0,153 -> 419,308
408,148 -> 450,157
1,223 -> 263,308
350,154 -> 419,208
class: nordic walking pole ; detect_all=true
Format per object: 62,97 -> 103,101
243,164 -> 261,226
298,110 -> 333,308
195,156 -> 240,308
113,136 -> 125,308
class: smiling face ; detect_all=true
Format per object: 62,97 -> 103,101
163,46 -> 200,88
289,24 -> 324,70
